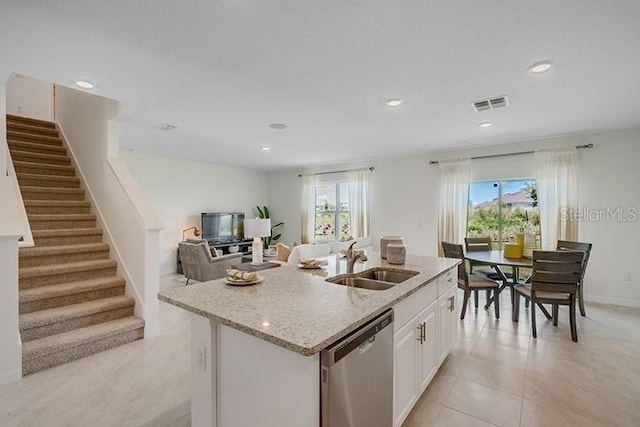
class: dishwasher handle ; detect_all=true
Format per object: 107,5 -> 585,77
322,309 -> 393,366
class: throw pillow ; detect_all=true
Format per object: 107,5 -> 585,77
276,243 -> 291,262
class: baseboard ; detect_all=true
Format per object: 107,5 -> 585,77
585,295 -> 640,308
0,368 -> 22,386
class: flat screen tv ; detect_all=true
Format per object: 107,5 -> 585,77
201,212 -> 245,244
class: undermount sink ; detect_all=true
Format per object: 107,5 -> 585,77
325,276 -> 396,291
325,267 -> 420,290
356,267 -> 419,283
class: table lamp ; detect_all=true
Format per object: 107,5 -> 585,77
244,218 -> 271,265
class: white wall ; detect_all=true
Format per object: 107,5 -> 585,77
5,74 -> 52,121
0,78 -> 28,383
55,85 -> 164,336
268,129 -> 640,307
120,151 -> 269,275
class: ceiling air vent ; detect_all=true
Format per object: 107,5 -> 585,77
159,123 -> 177,131
472,95 -> 509,112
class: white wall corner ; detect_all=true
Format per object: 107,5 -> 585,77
54,86 -> 164,338
0,238 -> 22,385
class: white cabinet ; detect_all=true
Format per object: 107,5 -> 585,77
392,267 -> 458,427
417,301 -> 438,392
393,314 -> 420,426
438,268 -> 458,363
393,300 -> 438,427
438,272 -> 458,364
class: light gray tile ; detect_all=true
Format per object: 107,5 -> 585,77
460,356 -> 526,396
445,377 -> 522,427
433,407 -> 496,427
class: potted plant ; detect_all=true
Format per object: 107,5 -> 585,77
256,206 -> 284,250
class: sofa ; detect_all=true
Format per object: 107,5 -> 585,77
282,237 -> 373,265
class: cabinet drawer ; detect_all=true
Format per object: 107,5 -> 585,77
393,281 -> 437,333
437,268 -> 456,296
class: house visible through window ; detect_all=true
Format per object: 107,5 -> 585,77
467,179 -> 540,248
315,175 -> 351,242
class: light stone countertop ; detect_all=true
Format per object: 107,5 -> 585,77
158,252 -> 459,356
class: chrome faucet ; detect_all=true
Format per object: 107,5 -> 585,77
346,241 -> 368,274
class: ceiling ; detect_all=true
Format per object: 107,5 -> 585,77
2,1 -> 640,171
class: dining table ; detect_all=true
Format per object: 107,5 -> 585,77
464,250 -> 552,319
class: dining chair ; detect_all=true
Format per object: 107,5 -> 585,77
513,250 -> 584,342
464,236 -> 512,282
556,240 -> 592,317
441,242 -> 502,320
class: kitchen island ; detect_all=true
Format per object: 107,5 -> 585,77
159,252 -> 460,427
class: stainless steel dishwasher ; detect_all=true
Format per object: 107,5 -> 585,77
321,308 -> 394,427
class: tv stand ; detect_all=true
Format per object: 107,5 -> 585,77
211,240 -> 252,256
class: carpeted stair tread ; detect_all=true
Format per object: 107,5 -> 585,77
19,242 -> 109,266
20,186 -> 85,201
29,216 -> 97,231
31,228 -> 103,238
20,294 -> 134,330
24,200 -> 91,207
7,121 -> 59,137
31,228 -> 104,247
20,276 -> 125,303
29,213 -> 96,220
19,259 -> 117,279
9,149 -> 71,166
9,114 -> 144,374
13,160 -> 75,176
20,242 -> 107,258
7,114 -> 56,129
24,200 -> 91,215
22,317 -> 145,364
19,277 -> 125,313
7,130 -> 63,146
8,139 -> 66,155
17,173 -> 80,188
20,277 -> 122,300
20,295 -> 134,330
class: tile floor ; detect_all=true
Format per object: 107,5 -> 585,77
402,290 -> 640,427
1,277 -> 639,427
0,274 -> 192,427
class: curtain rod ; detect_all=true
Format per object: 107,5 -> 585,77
428,143 -> 594,165
298,166 -> 374,178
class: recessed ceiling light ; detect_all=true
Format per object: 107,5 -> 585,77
261,146 -> 271,151
74,79 -> 95,90
386,98 -> 404,107
529,60 -> 552,74
269,123 -> 287,130
479,122 -> 493,128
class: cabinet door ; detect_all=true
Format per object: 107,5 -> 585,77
438,286 -> 457,363
417,300 -> 438,393
393,318 -> 419,427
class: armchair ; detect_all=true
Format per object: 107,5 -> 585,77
178,240 -> 243,285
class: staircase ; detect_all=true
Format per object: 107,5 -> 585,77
6,114 -> 145,376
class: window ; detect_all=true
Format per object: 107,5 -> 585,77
467,179 -> 540,248
315,176 -> 351,242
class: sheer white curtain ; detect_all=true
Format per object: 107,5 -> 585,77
535,146 -> 579,249
348,169 -> 371,238
437,159 -> 471,256
300,174 -> 316,244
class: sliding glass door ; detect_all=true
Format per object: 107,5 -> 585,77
467,179 -> 540,249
